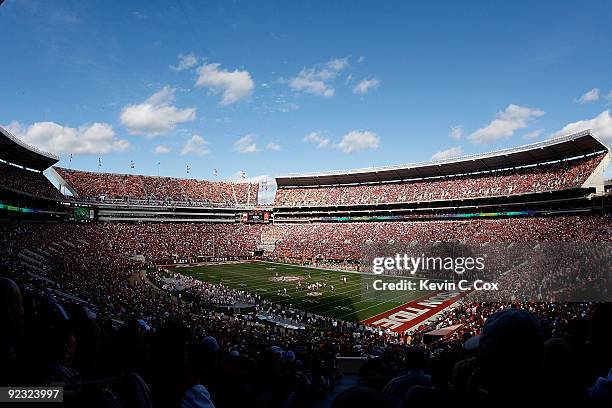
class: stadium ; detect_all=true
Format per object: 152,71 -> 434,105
1,121 -> 611,406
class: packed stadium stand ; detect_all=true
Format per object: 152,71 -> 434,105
268,215 -> 612,260
275,153 -> 604,206
0,160 -> 62,199
2,125 -> 612,406
274,130 -> 609,222
53,167 -> 259,206
0,126 -> 62,200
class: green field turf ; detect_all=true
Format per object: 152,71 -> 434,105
177,261 -> 431,322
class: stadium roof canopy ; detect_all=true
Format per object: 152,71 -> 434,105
0,126 -> 59,171
276,130 -> 609,187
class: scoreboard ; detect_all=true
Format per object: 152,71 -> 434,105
242,210 -> 271,223
73,206 -> 94,221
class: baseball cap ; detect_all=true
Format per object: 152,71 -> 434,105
463,308 -> 543,351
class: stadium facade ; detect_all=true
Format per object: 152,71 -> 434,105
273,131 -> 609,223
0,125 -> 610,264
2,124 -> 612,385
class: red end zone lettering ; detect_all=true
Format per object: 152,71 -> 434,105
362,291 -> 464,333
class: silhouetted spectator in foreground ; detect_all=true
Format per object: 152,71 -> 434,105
468,308 -> 545,403
332,386 -> 398,408
383,347 -> 431,398
0,277 -> 24,385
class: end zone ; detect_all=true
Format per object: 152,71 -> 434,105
362,291 -> 465,333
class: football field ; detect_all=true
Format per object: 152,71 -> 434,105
177,261 -> 432,322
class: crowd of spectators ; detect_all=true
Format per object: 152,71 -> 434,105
270,214 -> 612,261
0,161 -> 62,199
2,152 -> 602,209
275,154 -> 605,207
54,167 -> 258,205
96,222 -> 264,261
0,221 -> 378,406
466,243 -> 612,302
147,269 -> 261,307
345,304 -> 612,406
1,215 -> 611,406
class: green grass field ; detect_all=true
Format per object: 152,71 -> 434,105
177,261 -> 430,322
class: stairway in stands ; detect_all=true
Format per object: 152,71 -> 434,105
231,184 -> 238,205
18,239 -> 80,282
259,226 -> 285,255
17,238 -> 91,304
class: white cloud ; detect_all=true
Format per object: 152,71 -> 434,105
523,128 -> 545,140
468,104 -> 545,144
196,63 -> 254,105
353,78 -> 380,94
577,88 -> 600,104
303,131 -> 331,148
303,130 -> 380,153
432,146 -> 463,160
170,52 -> 198,71
550,110 -> 612,144
181,134 -> 210,156
5,121 -> 129,155
154,145 -> 171,154
335,130 -> 380,153
326,57 -> 349,72
357,55 -> 365,63
120,86 -> 196,137
279,102 -> 299,113
289,71 -> 334,97
449,125 -> 463,140
288,57 -> 349,97
266,142 -> 281,151
234,134 -> 258,153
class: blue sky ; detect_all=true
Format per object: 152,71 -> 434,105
1,0 -> 611,196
